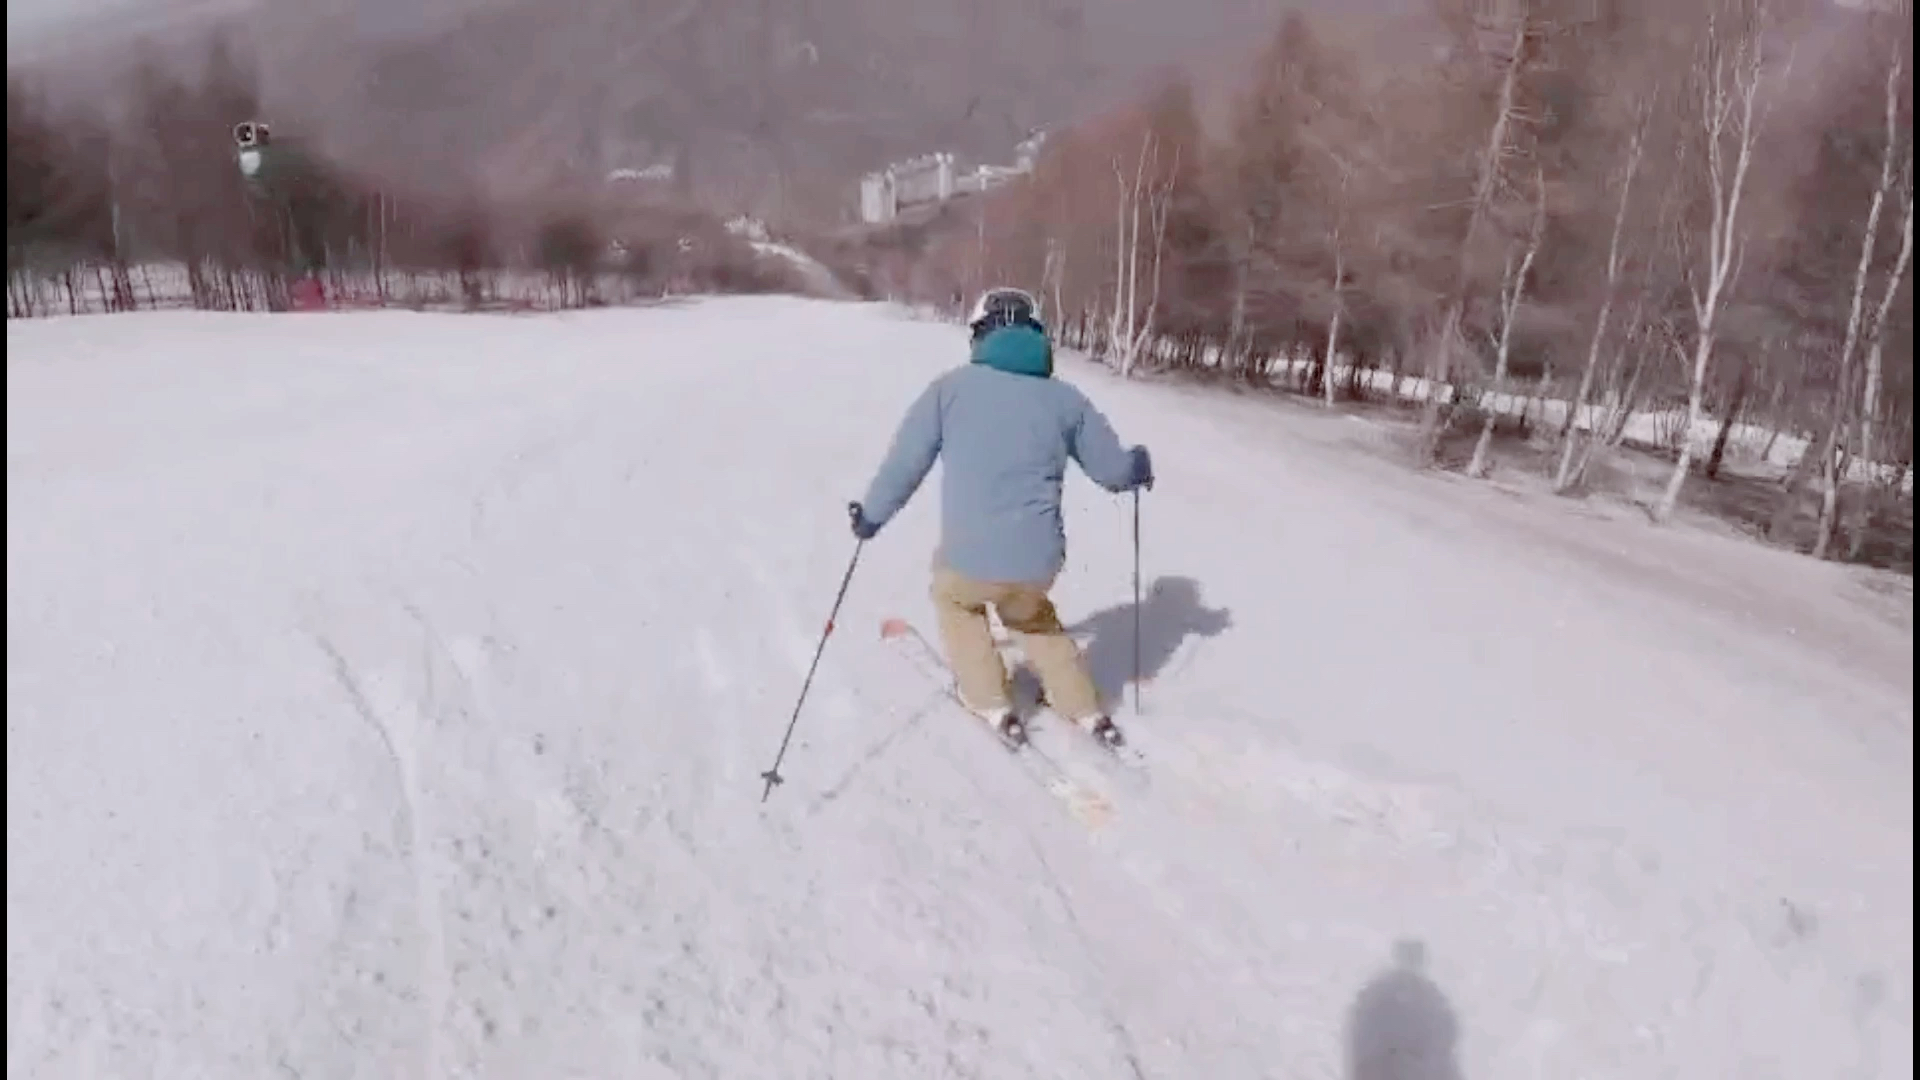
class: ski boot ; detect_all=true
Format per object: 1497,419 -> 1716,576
976,706 -> 1029,747
1082,714 -> 1126,750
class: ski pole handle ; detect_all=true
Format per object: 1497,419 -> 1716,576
848,501 -> 881,541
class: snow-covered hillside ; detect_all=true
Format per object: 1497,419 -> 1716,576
6,297 -> 1911,1079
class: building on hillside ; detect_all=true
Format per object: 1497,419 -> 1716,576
858,152 -> 955,224
859,170 -> 897,224
857,133 -> 1049,225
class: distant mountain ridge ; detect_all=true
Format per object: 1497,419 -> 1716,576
10,1 -> 1451,223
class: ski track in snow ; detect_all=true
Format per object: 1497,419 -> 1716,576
5,297 -> 1911,1079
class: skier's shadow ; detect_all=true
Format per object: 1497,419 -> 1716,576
1344,939 -> 1467,1080
1004,575 -> 1229,713
1047,574 -> 1232,707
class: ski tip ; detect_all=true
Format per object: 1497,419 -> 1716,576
879,617 -> 911,640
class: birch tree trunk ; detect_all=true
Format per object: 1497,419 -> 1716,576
1653,0 -> 1773,523
1108,133 -> 1172,378
1468,170 -> 1547,479
1812,41 -> 1908,557
1323,239 -> 1345,408
1108,140 -> 1143,370
1840,59 -> 1914,558
1418,11 -> 1532,464
1137,152 -> 1175,378
1556,101 -> 1651,491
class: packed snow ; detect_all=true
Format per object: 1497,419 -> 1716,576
6,296 -> 1911,1079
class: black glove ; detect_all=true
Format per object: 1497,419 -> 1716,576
1128,446 -> 1154,492
848,501 -> 881,540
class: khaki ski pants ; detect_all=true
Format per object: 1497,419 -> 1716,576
930,563 -> 1102,722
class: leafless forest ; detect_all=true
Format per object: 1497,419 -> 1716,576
7,0 -> 1913,571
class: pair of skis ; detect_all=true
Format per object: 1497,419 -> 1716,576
879,617 -> 1145,829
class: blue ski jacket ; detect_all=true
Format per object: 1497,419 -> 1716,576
858,324 -> 1144,586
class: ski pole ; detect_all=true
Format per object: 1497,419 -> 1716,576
759,510 -> 867,801
1131,486 -> 1143,717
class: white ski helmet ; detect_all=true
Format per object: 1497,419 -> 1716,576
966,287 -> 1042,336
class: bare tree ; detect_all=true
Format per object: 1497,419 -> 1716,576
1305,125 -> 1380,407
1322,193 -> 1349,408
1842,169 -> 1914,558
1467,167 -> 1547,478
1107,131 -> 1175,377
1554,93 -> 1654,492
1042,235 -> 1065,330
1816,20 -> 1912,558
1652,0 -> 1777,524
1417,9 -> 1536,464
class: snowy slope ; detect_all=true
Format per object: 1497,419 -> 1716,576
6,297 -> 1911,1080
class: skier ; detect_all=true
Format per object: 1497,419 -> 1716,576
849,287 -> 1153,748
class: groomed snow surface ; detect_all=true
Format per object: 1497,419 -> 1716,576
7,297 -> 1911,1079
